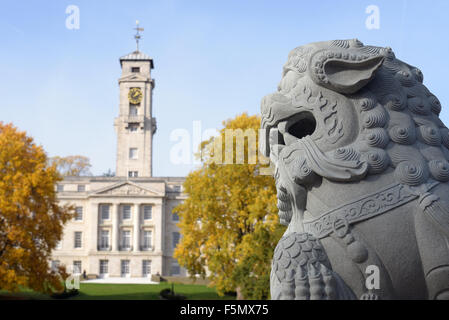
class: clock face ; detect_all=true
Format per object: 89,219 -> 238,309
128,87 -> 143,104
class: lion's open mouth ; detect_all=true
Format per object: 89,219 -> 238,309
276,112 -> 317,147
286,112 -> 317,140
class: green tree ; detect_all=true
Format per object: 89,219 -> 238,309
174,113 -> 285,299
102,169 -> 115,177
0,123 -> 73,293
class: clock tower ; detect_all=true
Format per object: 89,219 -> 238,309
115,22 -> 156,177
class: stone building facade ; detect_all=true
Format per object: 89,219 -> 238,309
51,48 -> 186,278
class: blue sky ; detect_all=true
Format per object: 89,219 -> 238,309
1,0 -> 449,177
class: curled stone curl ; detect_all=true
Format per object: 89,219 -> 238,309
408,96 -> 431,115
441,128 -> 449,149
361,149 -> 390,175
384,94 -> 406,111
429,95 -> 441,115
365,128 -> 390,148
362,107 -> 388,129
395,70 -> 416,87
394,160 -> 428,186
419,126 -> 441,146
428,160 -> 449,182
389,125 -> 416,145
334,147 -> 360,162
359,98 -> 376,112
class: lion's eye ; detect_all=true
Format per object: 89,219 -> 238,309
286,112 -> 317,140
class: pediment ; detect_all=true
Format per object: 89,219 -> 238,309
91,181 -> 162,197
119,73 -> 149,83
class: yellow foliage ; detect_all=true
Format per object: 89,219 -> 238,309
49,155 -> 92,177
0,123 -> 73,293
174,113 -> 285,299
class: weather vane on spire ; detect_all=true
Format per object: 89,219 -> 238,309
134,20 -> 144,52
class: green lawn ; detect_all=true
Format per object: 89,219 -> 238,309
0,283 -> 235,300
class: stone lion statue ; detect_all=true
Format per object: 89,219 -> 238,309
261,39 -> 449,300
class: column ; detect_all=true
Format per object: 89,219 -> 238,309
159,199 -> 166,275
133,204 -> 140,252
90,202 -> 99,252
159,201 -> 165,253
112,203 -> 119,251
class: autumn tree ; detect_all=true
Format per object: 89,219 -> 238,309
174,113 -> 285,299
49,155 -> 92,176
0,123 -> 73,293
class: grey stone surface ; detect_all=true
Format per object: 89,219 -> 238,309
261,39 -> 449,300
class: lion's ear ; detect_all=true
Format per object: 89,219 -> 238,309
312,54 -> 384,94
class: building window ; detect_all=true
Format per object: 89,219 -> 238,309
172,232 -> 180,249
128,171 -> 138,178
55,240 -> 62,250
121,230 -> 131,250
129,123 -> 139,132
143,206 -> 152,220
121,260 -> 130,277
142,230 -> 152,250
122,205 -> 131,220
57,184 -> 64,192
172,212 -> 179,222
100,230 -> 109,250
99,260 -> 108,275
73,261 -> 82,274
51,260 -> 60,272
129,104 -> 138,116
75,206 -> 83,221
129,148 -> 138,159
131,67 -> 140,73
100,204 -> 110,220
173,185 -> 181,193
171,262 -> 180,276
77,184 -> 86,192
74,232 -> 82,248
142,260 -> 151,277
